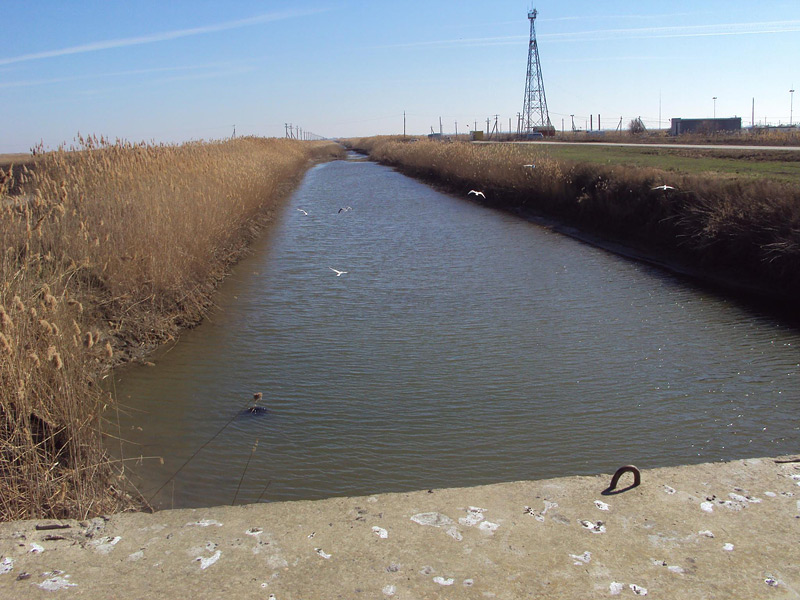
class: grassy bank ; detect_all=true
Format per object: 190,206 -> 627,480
0,136 -> 344,521
347,136 -> 800,302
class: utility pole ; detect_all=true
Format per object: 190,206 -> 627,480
570,114 -> 575,132
404,111 -> 406,137
752,98 -> 755,128
455,121 -> 458,136
232,124 -> 236,138
791,86 -> 795,126
439,116 -> 443,136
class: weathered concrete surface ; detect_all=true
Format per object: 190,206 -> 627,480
1,456 -> 799,599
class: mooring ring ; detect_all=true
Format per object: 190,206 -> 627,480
607,465 -> 641,492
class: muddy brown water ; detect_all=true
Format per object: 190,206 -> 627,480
110,156 -> 800,509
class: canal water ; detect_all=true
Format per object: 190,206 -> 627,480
111,156 -> 800,509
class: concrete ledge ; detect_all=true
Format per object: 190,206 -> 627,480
1,456 -> 799,598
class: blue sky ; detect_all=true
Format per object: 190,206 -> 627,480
1,1 -> 799,152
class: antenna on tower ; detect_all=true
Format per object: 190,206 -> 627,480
521,8 -> 553,137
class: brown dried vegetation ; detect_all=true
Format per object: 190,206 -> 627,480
0,135 -> 343,521
348,137 -> 800,300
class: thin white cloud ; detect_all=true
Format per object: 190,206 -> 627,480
542,20 -> 800,42
381,20 -> 800,50
0,8 -> 326,66
0,63 -> 225,90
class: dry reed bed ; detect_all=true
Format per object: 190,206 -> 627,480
348,137 -> 800,300
0,136 -> 343,521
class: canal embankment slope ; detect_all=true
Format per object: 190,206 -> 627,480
0,138 -> 345,522
345,137 -> 800,312
1,456 -> 798,598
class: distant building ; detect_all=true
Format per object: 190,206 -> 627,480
670,117 -> 742,135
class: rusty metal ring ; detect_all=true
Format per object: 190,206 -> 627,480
604,465 -> 641,495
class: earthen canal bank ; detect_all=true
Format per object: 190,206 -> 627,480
1,456 -> 798,598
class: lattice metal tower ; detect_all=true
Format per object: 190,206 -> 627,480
521,8 -> 552,134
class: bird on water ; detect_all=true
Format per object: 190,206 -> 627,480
246,392 -> 268,414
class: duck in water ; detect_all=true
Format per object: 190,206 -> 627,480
245,392 -> 268,415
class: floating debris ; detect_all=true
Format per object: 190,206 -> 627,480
372,526 -> 388,539
315,548 -> 331,559
433,576 -> 454,586
594,500 -> 610,511
245,527 -> 263,536
700,502 -> 714,513
664,485 -> 677,495
723,543 -> 735,552
609,582 -> 625,595
630,583 -> 648,595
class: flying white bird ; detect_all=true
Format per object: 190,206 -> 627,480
468,190 -> 486,198
651,185 -> 675,191
329,267 -> 347,276
523,164 -> 536,168
297,208 -> 308,215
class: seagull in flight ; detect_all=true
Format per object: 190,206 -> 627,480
297,208 -> 308,215
329,267 -> 348,276
468,190 -> 486,198
651,185 -> 675,191
338,206 -> 353,213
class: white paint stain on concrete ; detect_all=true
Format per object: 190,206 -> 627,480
478,521 -> 499,534
764,491 -> 776,497
315,548 -> 331,559
723,543 -> 735,552
594,500 -> 610,511
609,581 -> 624,595
700,501 -> 714,513
127,551 -> 144,562
368,496 -> 379,503
570,551 -> 591,565
433,576 -> 454,586
699,530 -> 715,538
38,574 -> 77,591
524,500 -> 557,522
196,550 -> 222,570
664,485 -> 677,495
445,526 -> 463,541
580,520 -> 605,534
630,583 -> 648,595
0,557 -> 13,575
29,543 -> 44,554
668,565 -> 685,574
382,584 -> 396,596
459,507 -> 486,526
186,519 -> 222,527
372,526 -> 388,539
411,512 -> 454,527
90,536 -> 121,554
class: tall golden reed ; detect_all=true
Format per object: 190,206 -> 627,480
0,135 -> 342,521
